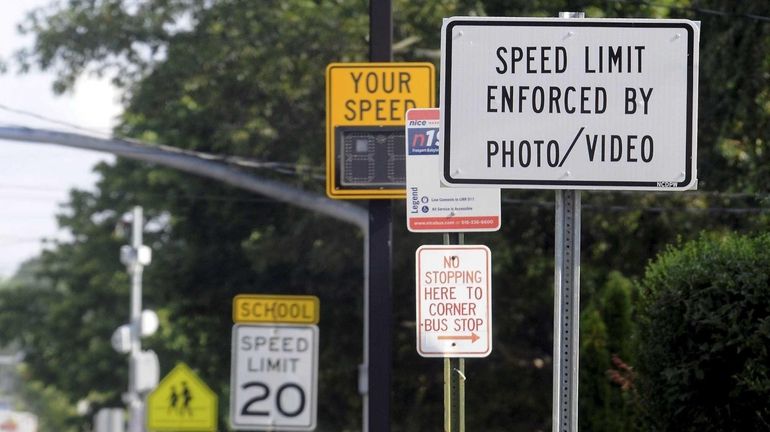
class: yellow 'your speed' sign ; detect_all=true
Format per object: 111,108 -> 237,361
326,62 -> 435,199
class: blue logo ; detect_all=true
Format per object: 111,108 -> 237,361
408,128 -> 439,155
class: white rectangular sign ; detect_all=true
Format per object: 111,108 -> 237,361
440,17 -> 699,190
416,245 -> 492,358
406,108 -> 501,232
230,324 -> 318,431
0,411 -> 37,432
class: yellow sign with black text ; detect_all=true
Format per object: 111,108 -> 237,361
326,62 -> 435,199
233,294 -> 319,324
146,363 -> 217,431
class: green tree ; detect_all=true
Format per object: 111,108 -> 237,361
580,271 -> 636,432
580,307 -> 612,431
0,260 -> 90,432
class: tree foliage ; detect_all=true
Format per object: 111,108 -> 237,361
580,271 -> 636,432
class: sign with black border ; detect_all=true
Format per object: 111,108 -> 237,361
440,17 -> 699,191
230,324 -> 318,431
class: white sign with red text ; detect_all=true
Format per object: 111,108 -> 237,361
405,108 -> 501,232
416,245 -> 492,357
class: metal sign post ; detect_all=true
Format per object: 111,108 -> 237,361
552,13 -> 583,432
444,233 -> 465,432
553,189 -> 581,432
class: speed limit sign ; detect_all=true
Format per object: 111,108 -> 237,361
230,324 -> 318,430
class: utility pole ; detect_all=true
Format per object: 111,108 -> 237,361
366,1 -> 393,431
444,233 -> 465,432
120,206 -> 153,432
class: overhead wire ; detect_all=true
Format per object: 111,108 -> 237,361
0,104 -> 113,138
501,197 -> 770,215
1,179 -> 768,215
608,0 -> 770,23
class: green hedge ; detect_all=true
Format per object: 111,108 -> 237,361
636,234 -> 770,431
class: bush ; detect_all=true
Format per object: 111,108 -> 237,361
636,233 -> 770,431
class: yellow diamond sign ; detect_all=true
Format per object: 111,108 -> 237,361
147,363 -> 217,431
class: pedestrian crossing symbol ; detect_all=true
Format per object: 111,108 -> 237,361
147,363 -> 217,431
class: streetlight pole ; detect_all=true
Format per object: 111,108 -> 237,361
121,206 -> 151,432
366,1 -> 394,431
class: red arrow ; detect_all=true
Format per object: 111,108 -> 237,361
437,333 -> 480,343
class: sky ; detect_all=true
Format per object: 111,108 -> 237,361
0,1 -> 120,278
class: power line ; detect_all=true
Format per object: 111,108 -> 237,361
1,178 -> 769,212
0,104 -> 113,137
501,197 -> 770,215
0,180 -> 767,199
0,237 -> 51,246
610,0 -> 770,23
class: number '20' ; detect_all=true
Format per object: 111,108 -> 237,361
240,381 -> 306,417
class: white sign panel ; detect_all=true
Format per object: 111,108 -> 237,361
416,245 -> 492,357
440,17 -> 699,190
406,108 -> 501,232
0,411 -> 38,432
230,325 -> 318,431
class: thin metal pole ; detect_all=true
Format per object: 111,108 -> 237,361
366,2 -> 393,432
444,233 -> 465,432
553,190 -> 581,432
552,15 -> 584,432
128,206 -> 144,432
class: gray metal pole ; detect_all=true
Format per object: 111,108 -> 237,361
128,206 -> 144,432
552,15 -> 584,432
552,189 -> 581,432
444,233 -> 465,432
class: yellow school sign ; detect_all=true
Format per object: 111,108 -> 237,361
326,62 -> 435,199
233,294 -> 319,324
147,363 -> 217,431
